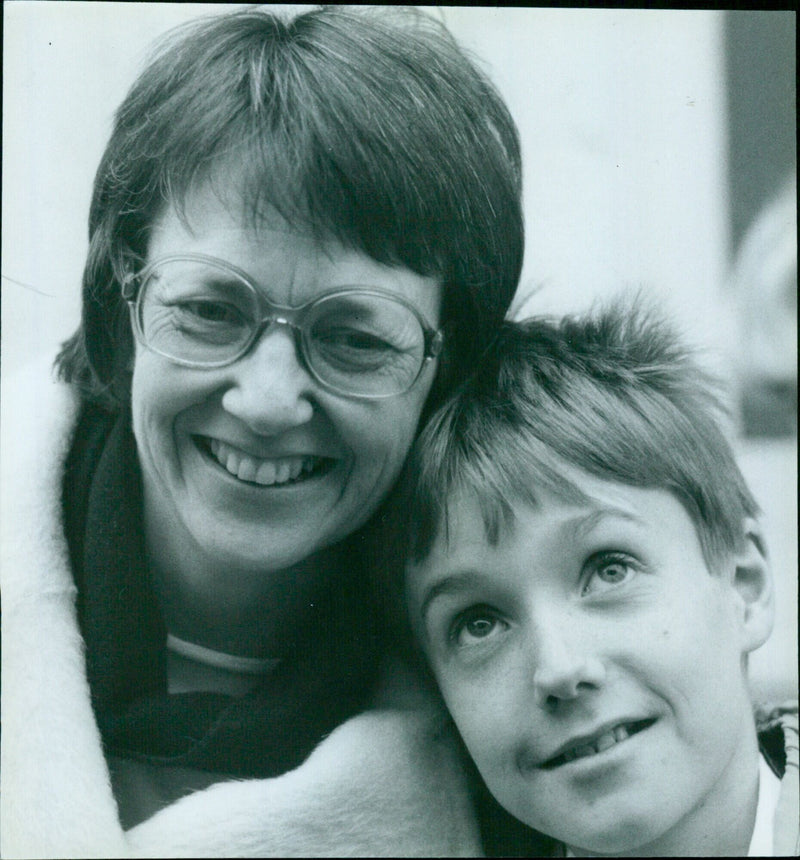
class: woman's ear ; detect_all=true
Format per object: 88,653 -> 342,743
728,518 -> 775,654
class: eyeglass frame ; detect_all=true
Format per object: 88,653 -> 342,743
121,252 -> 445,400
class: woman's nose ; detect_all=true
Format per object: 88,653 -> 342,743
530,617 -> 606,708
220,325 -> 315,434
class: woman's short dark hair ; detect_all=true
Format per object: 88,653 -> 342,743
56,5 -> 523,412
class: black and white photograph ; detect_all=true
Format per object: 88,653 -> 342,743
2,5 -> 796,856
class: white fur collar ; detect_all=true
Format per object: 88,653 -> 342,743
1,356 -> 482,857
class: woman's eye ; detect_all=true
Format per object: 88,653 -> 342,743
323,329 -> 393,351
179,300 -> 244,325
314,323 -> 402,356
450,606 -> 507,648
582,552 -> 640,596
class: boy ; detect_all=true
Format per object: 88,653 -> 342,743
394,300 -> 798,856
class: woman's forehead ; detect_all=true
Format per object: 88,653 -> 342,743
147,187 -> 442,317
150,157 -> 389,262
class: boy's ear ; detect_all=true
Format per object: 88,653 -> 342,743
727,518 -> 775,654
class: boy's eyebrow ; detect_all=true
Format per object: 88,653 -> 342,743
415,504 -> 646,621
417,570 -> 487,622
568,506 -> 643,540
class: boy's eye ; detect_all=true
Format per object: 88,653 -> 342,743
581,552 -> 641,596
450,606 -> 508,648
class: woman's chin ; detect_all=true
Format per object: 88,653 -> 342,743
171,439 -> 358,574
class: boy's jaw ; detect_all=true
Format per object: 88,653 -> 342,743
502,706 -> 761,856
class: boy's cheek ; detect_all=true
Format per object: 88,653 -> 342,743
436,676 -> 502,748
409,614 -> 438,668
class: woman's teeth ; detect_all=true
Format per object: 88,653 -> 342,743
207,439 -> 321,486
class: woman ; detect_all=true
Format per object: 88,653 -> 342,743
1,5 -> 522,856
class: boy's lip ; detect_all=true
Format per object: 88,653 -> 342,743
532,717 -> 657,770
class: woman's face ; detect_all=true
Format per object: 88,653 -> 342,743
131,183 -> 441,576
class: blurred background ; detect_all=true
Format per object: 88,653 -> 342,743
2,5 -> 796,701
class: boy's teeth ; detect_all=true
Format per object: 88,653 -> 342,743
207,439 -> 318,485
572,744 -> 596,761
594,731 -> 617,753
561,723 -> 636,764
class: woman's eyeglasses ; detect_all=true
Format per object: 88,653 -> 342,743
122,254 -> 444,399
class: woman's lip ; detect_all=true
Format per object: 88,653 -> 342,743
535,718 -> 657,770
195,434 -> 335,461
193,436 -> 337,486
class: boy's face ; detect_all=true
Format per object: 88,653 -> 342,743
406,469 -> 772,856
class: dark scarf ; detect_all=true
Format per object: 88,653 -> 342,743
62,403 -> 381,777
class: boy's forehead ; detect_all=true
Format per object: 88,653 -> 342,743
404,491 -> 489,592
439,489 -> 488,541
406,471 -> 711,583
429,463 -> 639,546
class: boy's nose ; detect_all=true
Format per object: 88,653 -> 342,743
530,618 -> 606,708
220,325 -> 315,434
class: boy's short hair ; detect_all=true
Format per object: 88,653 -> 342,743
398,297 -> 759,576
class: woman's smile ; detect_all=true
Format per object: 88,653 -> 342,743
196,436 -> 336,488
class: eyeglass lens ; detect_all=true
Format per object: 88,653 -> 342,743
135,258 -> 430,396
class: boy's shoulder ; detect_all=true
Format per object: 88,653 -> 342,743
756,701 -> 798,778
756,701 -> 799,857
